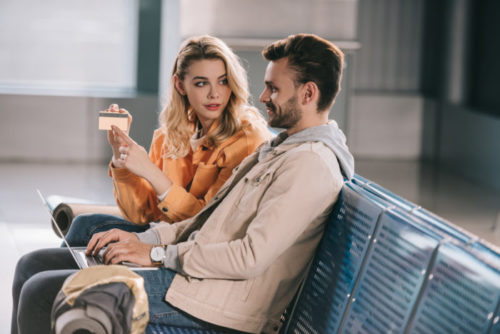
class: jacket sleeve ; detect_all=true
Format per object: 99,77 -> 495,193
158,126 -> 270,222
110,130 -> 165,224
174,150 -> 344,279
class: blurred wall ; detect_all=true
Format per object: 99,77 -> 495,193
438,104 -> 500,190
0,0 -> 159,163
347,0 -> 500,190
0,93 -> 158,163
349,0 -> 426,159
1,0 -> 499,192
422,0 -> 500,191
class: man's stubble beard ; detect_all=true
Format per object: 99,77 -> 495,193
267,95 -> 302,129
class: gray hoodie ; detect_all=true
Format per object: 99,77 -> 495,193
258,120 -> 355,180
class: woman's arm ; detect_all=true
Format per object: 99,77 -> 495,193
110,129 -> 169,224
110,124 -> 270,224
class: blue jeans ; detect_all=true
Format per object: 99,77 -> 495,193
63,214 -> 150,247
11,248 -> 218,334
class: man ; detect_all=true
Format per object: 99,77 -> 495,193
12,33 -> 354,334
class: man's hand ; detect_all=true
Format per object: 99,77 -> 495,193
102,237 -> 155,267
86,229 -> 138,256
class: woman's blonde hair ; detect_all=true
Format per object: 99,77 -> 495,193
159,35 -> 265,158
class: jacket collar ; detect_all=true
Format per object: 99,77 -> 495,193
257,121 -> 354,179
191,119 -> 220,151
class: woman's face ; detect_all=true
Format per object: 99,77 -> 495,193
176,58 -> 232,133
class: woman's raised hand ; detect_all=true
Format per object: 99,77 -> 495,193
112,126 -> 154,179
106,104 -> 133,164
112,125 -> 173,196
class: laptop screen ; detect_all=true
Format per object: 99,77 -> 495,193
36,189 -> 82,269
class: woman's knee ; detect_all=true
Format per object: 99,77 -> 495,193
71,214 -> 108,232
65,214 -> 111,246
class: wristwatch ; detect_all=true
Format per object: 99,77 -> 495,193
150,245 -> 166,265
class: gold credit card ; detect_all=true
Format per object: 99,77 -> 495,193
98,112 -> 129,131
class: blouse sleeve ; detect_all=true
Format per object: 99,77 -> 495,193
109,129 -> 165,224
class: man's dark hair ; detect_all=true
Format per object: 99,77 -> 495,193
262,34 -> 344,112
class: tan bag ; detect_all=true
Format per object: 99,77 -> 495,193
51,265 -> 149,334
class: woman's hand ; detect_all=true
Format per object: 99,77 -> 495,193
112,126 -> 155,179
105,104 -> 132,164
112,123 -> 173,198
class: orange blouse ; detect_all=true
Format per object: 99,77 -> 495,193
109,121 -> 272,224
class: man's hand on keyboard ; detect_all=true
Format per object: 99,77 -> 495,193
101,237 -> 154,267
86,229 -> 139,257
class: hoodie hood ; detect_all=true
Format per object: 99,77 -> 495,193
259,121 -> 355,179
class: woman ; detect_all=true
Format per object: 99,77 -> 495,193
64,35 -> 271,246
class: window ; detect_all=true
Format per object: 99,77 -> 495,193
0,0 -> 138,94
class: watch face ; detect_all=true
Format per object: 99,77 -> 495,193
151,246 -> 165,262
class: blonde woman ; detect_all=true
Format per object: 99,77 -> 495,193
64,35 -> 272,246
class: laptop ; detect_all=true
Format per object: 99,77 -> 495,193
37,189 -> 157,270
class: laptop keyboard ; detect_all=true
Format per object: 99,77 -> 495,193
86,254 -> 103,266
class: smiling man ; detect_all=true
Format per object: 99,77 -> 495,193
12,34 -> 354,334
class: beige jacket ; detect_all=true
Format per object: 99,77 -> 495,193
143,123 -> 352,332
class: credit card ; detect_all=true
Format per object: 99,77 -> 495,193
98,112 -> 129,131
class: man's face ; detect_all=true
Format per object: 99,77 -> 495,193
259,58 -> 302,129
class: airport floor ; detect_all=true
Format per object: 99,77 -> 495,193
1,159 -> 499,333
